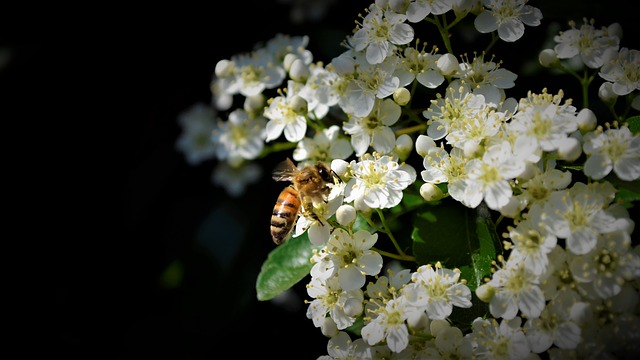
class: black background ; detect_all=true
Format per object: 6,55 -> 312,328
3,1 -> 636,358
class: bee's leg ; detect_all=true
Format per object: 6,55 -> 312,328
302,200 -> 325,226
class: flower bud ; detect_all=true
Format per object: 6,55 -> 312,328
289,95 -> 308,114
598,82 -> 618,105
343,298 -> 363,317
389,0 -> 409,13
556,136 -> 581,162
607,22 -> 623,41
538,49 -> 559,68
214,59 -> 234,77
415,134 -> 436,157
576,108 -> 597,133
436,53 -> 459,76
632,94 -> 640,111
244,93 -> 265,112
331,159 -> 350,178
420,182 -> 445,202
463,141 -> 481,158
475,284 -> 495,303
407,311 -> 430,331
394,134 -> 413,162
336,204 -> 356,226
320,317 -> 339,338
283,53 -> 298,72
393,87 -> 411,106
428,319 -> 450,337
289,58 -> 310,82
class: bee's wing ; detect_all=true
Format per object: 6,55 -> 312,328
272,158 -> 298,182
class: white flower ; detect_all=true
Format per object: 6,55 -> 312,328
175,103 -> 217,165
459,141 -> 525,210
312,229 -> 383,291
361,296 -> 412,353
212,108 -> 267,165
553,19 -> 620,69
406,0 -> 455,23
474,0 -> 543,42
467,317 -> 535,360
403,262 -> 472,320
293,125 -> 353,167
351,4 -> 414,65
541,182 -> 622,255
423,85 -> 488,140
322,331 -> 375,359
229,48 -> 287,97
394,46 -> 445,89
264,80 -> 309,142
523,289 -> 587,353
599,47 -> 640,96
569,229 -> 640,299
515,166 -> 572,211
293,189 -> 344,246
453,54 -> 518,106
431,321 -> 474,359
211,161 -> 262,197
507,89 -> 579,163
343,98 -> 401,156
306,275 -> 364,330
583,125 -> 640,181
344,155 -> 416,209
507,204 -> 558,277
335,52 -> 400,117
484,262 -> 546,320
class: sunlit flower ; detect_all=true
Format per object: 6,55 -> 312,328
306,275 -> 364,330
293,125 -> 353,167
351,3 -> 414,65
474,0 -> 543,42
459,141 -> 526,210
361,296 -> 412,353
212,108 -> 267,166
452,54 -> 518,106
334,52 -> 400,117
394,46 -> 445,89
344,155 -> 416,209
403,262 -> 472,320
343,98 -> 402,156
507,89 -> 579,163
311,228 -> 383,291
264,80 -> 309,142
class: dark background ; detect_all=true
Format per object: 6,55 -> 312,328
2,1 -> 635,358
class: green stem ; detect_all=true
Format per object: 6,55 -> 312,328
375,208 -> 408,257
484,33 -> 499,55
259,141 -> 297,158
372,247 -> 416,262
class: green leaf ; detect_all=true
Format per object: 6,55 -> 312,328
626,115 -> 640,134
411,200 -> 501,291
256,232 -> 321,301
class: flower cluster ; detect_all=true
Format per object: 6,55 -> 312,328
177,0 -> 640,358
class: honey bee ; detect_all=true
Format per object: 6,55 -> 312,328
270,158 -> 337,245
